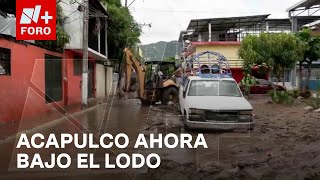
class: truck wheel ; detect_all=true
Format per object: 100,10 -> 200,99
161,87 -> 178,105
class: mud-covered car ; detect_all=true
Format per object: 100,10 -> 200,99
179,76 -> 254,130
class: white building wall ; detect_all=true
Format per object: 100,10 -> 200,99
96,64 -> 106,98
60,0 -> 83,49
105,66 -> 113,96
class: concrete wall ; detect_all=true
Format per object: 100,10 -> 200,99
94,65 -> 114,98
59,0 -> 83,49
95,64 -> 106,98
106,66 -> 113,96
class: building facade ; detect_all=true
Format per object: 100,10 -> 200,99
179,11 -> 319,87
0,0 -> 113,123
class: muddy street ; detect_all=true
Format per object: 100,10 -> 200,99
0,95 -> 319,180
146,95 -> 320,180
141,96 -> 320,180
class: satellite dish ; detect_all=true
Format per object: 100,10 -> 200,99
185,40 -> 191,44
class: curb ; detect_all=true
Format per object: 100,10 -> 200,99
0,102 -> 108,145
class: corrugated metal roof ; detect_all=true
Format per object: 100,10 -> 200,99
178,15 -> 320,41
187,14 -> 270,32
287,0 -> 320,12
265,17 -> 320,30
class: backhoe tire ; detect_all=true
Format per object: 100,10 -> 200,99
161,87 -> 179,105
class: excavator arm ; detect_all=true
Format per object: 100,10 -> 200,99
123,48 -> 146,99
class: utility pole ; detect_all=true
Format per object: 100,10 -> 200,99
81,0 -> 89,108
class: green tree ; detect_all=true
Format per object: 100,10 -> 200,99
296,28 -> 320,90
238,33 -> 303,88
239,74 -> 258,99
271,33 -> 304,87
101,0 -> 141,62
238,34 -> 275,76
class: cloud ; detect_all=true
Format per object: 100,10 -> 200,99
125,0 -> 300,44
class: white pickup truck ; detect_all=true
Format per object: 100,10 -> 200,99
179,76 -> 254,130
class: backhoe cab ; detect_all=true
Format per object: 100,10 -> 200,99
123,48 -> 179,106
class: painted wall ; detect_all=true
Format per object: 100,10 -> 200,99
194,42 -> 242,68
95,63 -> 106,98
192,42 -> 272,83
63,50 -> 82,106
59,0 -> 83,50
303,80 -> 320,91
106,66 -> 113,96
0,39 -> 63,123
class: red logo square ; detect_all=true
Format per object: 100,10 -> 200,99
16,0 -> 56,40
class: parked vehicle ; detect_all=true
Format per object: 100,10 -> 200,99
123,48 -> 179,105
179,76 -> 254,130
240,79 -> 286,94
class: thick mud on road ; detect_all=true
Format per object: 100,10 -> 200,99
0,95 -> 319,180
145,95 -> 320,180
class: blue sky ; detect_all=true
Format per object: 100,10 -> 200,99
122,0 -> 299,44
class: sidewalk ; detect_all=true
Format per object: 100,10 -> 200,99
0,98 -> 108,142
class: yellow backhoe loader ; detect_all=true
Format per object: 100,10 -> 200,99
123,48 -> 179,106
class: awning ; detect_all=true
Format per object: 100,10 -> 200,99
264,17 -> 320,31
187,14 -> 270,33
287,0 -> 320,12
89,0 -> 110,18
69,48 -> 108,61
179,15 -> 320,41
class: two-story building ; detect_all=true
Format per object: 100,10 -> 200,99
60,0 -> 113,103
287,0 -> 320,90
179,12 -> 319,87
0,0 -> 113,123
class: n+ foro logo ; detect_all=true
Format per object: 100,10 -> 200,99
16,0 -> 56,40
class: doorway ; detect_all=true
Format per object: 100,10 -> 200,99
45,55 -> 62,103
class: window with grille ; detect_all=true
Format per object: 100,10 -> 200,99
0,47 -> 11,75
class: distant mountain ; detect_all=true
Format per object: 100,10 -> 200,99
139,41 -> 182,62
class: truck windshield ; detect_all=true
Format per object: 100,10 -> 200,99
188,80 -> 242,97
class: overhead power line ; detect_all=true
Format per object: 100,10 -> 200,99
128,7 -> 264,14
